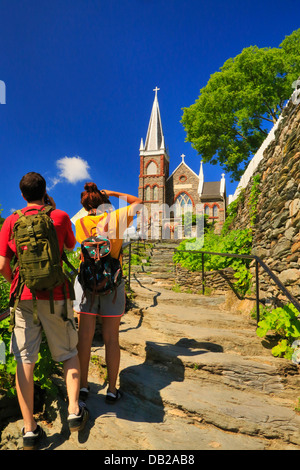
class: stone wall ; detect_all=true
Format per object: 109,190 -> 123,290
175,264 -> 236,295
231,100 -> 300,304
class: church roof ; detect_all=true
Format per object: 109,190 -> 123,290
167,154 -> 199,181
201,181 -> 221,197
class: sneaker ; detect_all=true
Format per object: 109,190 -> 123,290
106,388 -> 122,404
67,402 -> 89,432
22,424 -> 45,450
79,386 -> 90,401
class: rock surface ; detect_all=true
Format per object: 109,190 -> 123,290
1,244 -> 300,451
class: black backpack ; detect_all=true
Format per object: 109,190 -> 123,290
77,218 -> 122,309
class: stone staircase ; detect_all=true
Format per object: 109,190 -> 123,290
127,241 -> 179,289
2,241 -> 300,450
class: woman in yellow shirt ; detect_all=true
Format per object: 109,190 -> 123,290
73,182 -> 142,403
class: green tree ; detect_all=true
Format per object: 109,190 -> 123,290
181,29 -> 300,181
0,204 -> 5,230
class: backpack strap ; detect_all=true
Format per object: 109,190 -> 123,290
9,278 -> 25,331
31,291 -> 39,324
80,218 -> 91,239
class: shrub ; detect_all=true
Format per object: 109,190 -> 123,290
173,227 -> 253,294
256,303 -> 300,359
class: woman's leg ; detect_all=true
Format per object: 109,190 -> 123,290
101,316 -> 121,394
77,314 -> 97,388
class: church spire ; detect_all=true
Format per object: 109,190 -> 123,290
144,87 -> 165,152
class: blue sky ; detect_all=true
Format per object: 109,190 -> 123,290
0,0 -> 299,221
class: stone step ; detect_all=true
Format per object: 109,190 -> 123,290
119,356 -> 300,446
130,265 -> 175,273
131,271 -> 175,280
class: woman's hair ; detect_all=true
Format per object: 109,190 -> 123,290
19,172 -> 46,202
81,182 -> 110,211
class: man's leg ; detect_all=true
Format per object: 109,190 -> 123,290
15,362 -> 36,433
64,353 -> 89,433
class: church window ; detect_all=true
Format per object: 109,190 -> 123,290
175,192 -> 193,215
213,205 -> 218,217
179,175 -> 187,182
146,161 -> 158,175
204,205 -> 210,216
153,185 -> 158,200
145,186 -> 151,201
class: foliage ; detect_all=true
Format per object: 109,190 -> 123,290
64,247 -> 81,271
256,303 -> 300,359
181,29 -> 300,181
173,171 -> 262,295
0,204 -> 5,231
221,189 -> 245,235
181,213 -> 213,237
0,318 -> 17,396
0,317 -> 61,397
122,242 -> 152,278
0,275 -> 10,313
173,226 -> 253,294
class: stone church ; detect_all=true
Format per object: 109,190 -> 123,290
138,88 -> 227,238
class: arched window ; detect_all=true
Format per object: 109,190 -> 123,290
204,205 -> 210,216
175,192 -> 193,216
145,186 -> 150,201
213,205 -> 218,217
153,185 -> 158,200
146,161 -> 158,175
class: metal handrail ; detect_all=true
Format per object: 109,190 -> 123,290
175,249 -> 300,323
123,241 -> 300,324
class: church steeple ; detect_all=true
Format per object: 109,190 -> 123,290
139,87 -> 170,227
143,87 -> 166,153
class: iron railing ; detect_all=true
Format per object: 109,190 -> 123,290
124,242 -> 300,324
175,250 -> 300,323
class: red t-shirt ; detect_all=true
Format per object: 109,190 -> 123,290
0,205 -> 76,301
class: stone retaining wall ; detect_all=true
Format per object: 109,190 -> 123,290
231,100 -> 300,303
175,264 -> 236,294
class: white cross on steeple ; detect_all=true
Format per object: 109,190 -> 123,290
153,86 -> 160,96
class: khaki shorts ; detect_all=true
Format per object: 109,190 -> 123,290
10,299 -> 78,364
73,277 -> 125,317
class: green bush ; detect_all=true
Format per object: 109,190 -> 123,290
256,303 -> 300,359
173,227 -> 253,294
173,174 -> 262,295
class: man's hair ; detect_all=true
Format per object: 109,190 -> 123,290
19,172 -> 46,202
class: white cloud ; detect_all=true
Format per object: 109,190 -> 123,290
57,156 -> 91,184
47,156 -> 91,189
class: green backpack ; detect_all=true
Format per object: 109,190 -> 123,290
10,206 -> 76,327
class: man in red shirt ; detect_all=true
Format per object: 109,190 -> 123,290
0,172 -> 88,449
